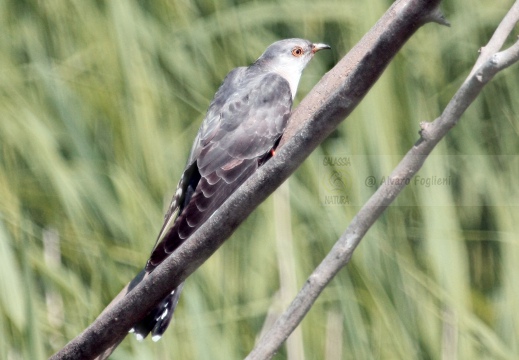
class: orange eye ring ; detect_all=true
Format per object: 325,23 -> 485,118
291,47 -> 304,57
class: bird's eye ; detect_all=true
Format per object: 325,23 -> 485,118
291,47 -> 304,57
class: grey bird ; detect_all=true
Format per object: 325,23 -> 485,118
130,38 -> 330,341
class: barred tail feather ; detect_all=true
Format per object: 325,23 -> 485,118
130,282 -> 185,341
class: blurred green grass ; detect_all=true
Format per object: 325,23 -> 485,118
1,0 -> 518,359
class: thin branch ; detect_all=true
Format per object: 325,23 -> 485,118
477,38 -> 519,83
50,0 -> 446,359
469,0 -> 519,78
246,2 -> 519,359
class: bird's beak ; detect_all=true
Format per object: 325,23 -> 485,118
312,43 -> 331,54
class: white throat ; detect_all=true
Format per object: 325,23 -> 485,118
271,65 -> 304,100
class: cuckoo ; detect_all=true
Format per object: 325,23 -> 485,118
130,38 -> 330,341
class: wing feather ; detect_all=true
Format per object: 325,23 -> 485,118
146,69 -> 292,271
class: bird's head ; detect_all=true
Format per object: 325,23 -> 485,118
254,38 -> 330,99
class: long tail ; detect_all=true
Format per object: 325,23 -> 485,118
129,278 -> 185,341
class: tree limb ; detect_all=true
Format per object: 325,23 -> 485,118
246,1 -> 519,359
50,0 -> 448,359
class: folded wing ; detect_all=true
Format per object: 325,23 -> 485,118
146,70 -> 292,271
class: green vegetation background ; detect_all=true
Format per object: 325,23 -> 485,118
1,0 -> 518,359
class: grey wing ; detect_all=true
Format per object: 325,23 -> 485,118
152,67 -> 248,243
146,72 -> 292,271
187,67 -> 249,166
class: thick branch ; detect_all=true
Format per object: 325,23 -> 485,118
246,2 -> 519,359
50,0 -> 445,359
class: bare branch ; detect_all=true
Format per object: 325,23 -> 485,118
246,2 -> 519,359
469,0 -> 519,78
50,0 -> 446,359
477,38 -> 519,83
